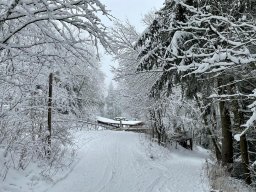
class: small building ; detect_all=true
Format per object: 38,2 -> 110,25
96,116 -> 144,130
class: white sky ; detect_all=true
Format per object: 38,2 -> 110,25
99,0 -> 165,89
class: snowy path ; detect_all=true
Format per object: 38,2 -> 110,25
44,131 -> 210,192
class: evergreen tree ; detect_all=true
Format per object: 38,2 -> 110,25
136,0 -> 256,184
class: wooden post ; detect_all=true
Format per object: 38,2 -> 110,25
119,119 -> 123,129
47,73 -> 53,157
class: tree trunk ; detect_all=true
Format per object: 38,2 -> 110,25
232,98 -> 252,184
153,108 -> 164,145
218,78 -> 233,166
47,73 -> 53,157
210,109 -> 222,161
157,130 -> 161,145
194,95 -> 222,161
149,109 -> 156,140
219,100 -> 233,165
240,134 -> 252,184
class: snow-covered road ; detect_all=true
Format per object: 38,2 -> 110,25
44,131 -> 210,192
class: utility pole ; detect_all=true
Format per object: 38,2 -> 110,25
47,73 -> 53,157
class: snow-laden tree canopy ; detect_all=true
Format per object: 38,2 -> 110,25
0,0 -> 109,175
136,0 -> 256,128
0,0 -> 110,48
135,1 -> 256,180
109,20 -> 161,119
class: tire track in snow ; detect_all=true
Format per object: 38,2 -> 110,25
43,131 -> 210,192
43,134 -> 102,192
95,136 -> 120,192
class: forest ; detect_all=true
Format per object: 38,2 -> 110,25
0,0 -> 256,192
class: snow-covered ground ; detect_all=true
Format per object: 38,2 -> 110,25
1,130 -> 210,192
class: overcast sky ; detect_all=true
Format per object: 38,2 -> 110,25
100,0 -> 165,89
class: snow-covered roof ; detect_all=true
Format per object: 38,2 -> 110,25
97,116 -> 118,124
122,120 -> 143,125
97,116 -> 143,126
